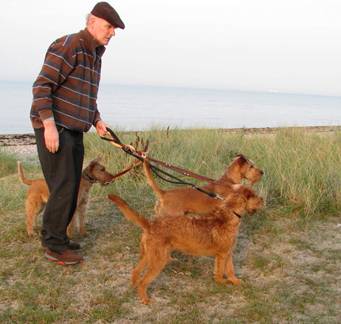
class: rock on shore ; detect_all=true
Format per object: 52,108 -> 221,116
0,134 -> 36,146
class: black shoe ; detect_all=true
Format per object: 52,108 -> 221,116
67,241 -> 81,250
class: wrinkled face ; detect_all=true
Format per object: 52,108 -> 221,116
233,185 -> 264,214
243,162 -> 264,185
86,159 -> 115,185
236,155 -> 264,185
246,195 -> 264,214
88,16 -> 116,45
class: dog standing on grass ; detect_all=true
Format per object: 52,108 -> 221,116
18,158 -> 115,237
108,185 -> 264,304
143,154 -> 264,217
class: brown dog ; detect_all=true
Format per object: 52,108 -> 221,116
108,186 -> 264,304
18,158 -> 115,237
143,154 -> 264,216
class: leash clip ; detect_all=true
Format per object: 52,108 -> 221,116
215,194 -> 224,200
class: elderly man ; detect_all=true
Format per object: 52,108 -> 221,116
30,2 -> 125,265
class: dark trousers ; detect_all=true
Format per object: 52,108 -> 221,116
34,127 -> 84,252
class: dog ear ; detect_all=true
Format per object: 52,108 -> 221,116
233,184 -> 257,201
89,156 -> 102,165
236,154 -> 247,164
241,187 -> 256,200
223,193 -> 246,210
84,157 -> 101,173
236,195 -> 247,210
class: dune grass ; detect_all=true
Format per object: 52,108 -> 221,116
0,128 -> 340,323
85,127 -> 341,220
0,151 -> 17,178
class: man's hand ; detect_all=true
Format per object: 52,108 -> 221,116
95,120 -> 107,137
43,119 -> 59,153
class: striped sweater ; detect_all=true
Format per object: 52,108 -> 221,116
30,29 -> 105,132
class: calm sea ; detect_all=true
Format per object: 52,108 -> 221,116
2,81 -> 341,134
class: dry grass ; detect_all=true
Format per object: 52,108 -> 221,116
0,128 -> 340,323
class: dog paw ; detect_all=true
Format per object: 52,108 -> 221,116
228,277 -> 241,286
131,279 -> 139,288
214,277 -> 228,285
140,296 -> 150,305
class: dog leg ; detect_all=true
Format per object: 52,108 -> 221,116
66,214 -> 76,238
214,254 -> 228,284
137,262 -> 166,304
137,249 -> 169,304
224,252 -> 241,286
132,255 -> 148,287
77,202 -> 88,236
25,195 -> 44,236
132,241 -> 148,287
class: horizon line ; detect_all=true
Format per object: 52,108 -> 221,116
0,79 -> 340,99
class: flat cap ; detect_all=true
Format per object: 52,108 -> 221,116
91,2 -> 125,29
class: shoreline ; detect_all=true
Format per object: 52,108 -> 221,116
1,125 -> 341,147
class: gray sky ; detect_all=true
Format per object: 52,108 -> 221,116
1,0 -> 340,96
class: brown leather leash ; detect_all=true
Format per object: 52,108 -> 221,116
100,128 -> 222,200
111,160 -> 142,180
146,156 -> 215,183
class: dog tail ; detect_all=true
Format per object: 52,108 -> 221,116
108,194 -> 150,231
17,161 -> 33,186
143,160 -> 164,198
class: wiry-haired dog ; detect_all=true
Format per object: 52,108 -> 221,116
18,158 -> 115,237
108,185 -> 264,304
143,154 -> 264,217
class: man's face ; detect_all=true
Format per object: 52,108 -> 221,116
90,16 -> 116,46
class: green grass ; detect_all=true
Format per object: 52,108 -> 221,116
0,151 -> 17,178
0,128 -> 340,323
84,128 -> 341,219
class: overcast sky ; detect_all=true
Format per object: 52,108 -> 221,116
1,0 -> 340,96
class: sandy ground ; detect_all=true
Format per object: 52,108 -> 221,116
0,144 -> 37,157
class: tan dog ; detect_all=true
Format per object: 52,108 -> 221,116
108,185 -> 264,304
144,154 -> 263,216
18,158 -> 115,237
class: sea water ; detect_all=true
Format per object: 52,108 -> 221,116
1,81 -> 341,134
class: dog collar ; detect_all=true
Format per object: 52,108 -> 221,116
82,170 -> 97,184
233,211 -> 242,219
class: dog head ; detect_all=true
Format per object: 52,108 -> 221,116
235,184 -> 264,214
222,184 -> 263,216
229,154 -> 264,185
82,158 -> 115,185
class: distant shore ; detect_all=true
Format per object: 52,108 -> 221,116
1,125 -> 341,147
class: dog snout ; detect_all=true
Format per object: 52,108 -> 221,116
101,174 -> 116,186
101,179 -> 113,186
